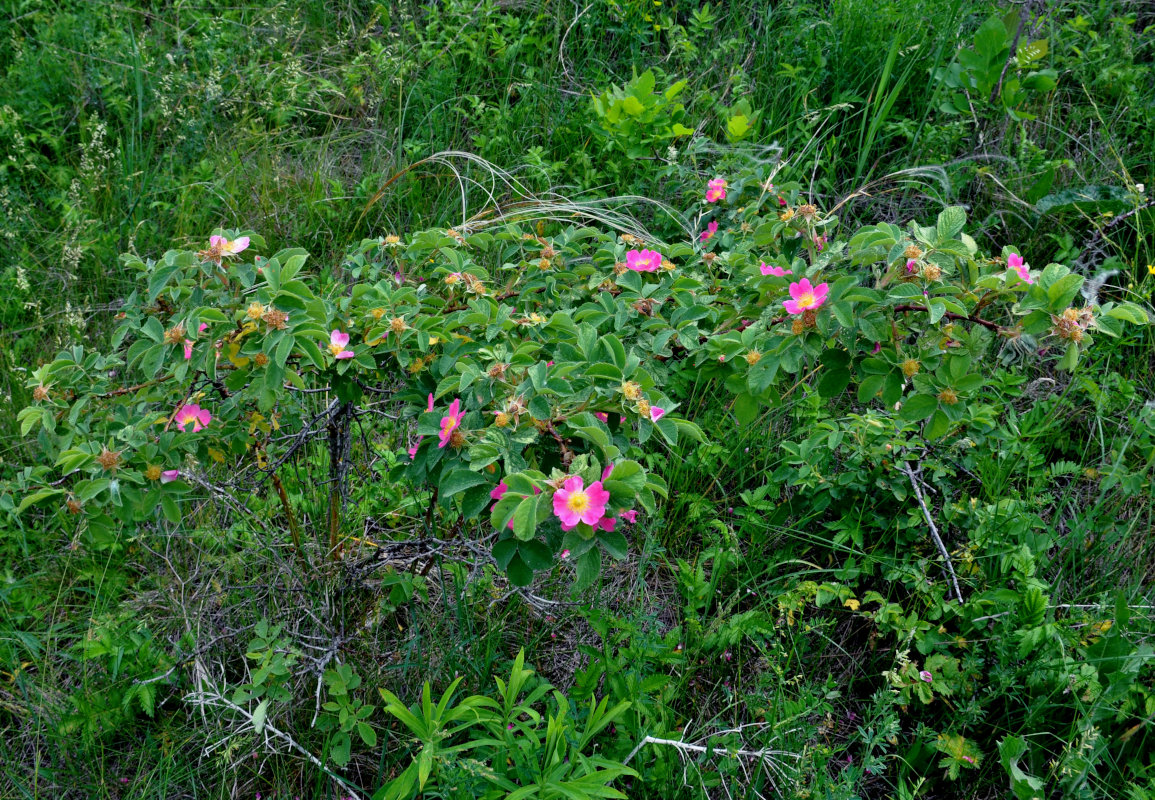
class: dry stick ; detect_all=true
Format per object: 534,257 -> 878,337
901,462 -> 964,605
184,686 -> 365,800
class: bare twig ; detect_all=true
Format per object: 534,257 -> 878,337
901,461 -> 964,604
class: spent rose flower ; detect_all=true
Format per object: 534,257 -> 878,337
1007,252 -> 1033,284
626,249 -> 662,272
438,398 -> 463,448
598,516 -> 617,532
174,404 -> 211,433
699,220 -> 718,243
209,234 -> 250,256
919,670 -> 933,683
619,509 -> 638,524
760,263 -> 792,277
595,412 -> 609,423
328,330 -> 355,359
552,475 -> 610,529
782,278 -> 829,315
183,340 -> 194,359
705,177 -> 727,203
160,469 -> 180,483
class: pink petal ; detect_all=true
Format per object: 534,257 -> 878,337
1007,252 -> 1023,270
562,475 -> 584,493
598,516 -> 617,532
426,393 -> 435,413
336,350 -> 354,359
586,481 -> 610,508
602,464 -> 614,482
619,510 -> 638,524
231,236 -> 250,253
183,340 -> 193,359
161,469 -> 180,483
209,235 -> 224,247
198,322 -> 208,333
595,412 -> 609,423
649,406 -> 666,421
490,482 -> 508,501
783,299 -> 803,315
330,330 -> 349,348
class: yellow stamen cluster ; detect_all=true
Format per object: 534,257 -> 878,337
247,302 -> 266,320
254,352 -> 269,367
384,234 -> 401,245
779,208 -> 795,222
494,411 -> 511,427
390,317 -> 407,335
937,388 -> 959,405
660,259 -> 676,272
620,233 -> 643,246
636,399 -> 651,417
903,244 -> 924,260
797,204 -> 819,220
745,350 -> 762,366
621,381 -> 642,401
791,317 -> 805,335
1051,307 -> 1091,342
370,307 -> 386,320
902,359 -> 921,377
922,264 -> 942,282
145,464 -> 163,481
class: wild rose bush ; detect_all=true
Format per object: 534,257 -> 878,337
15,171 -> 1148,588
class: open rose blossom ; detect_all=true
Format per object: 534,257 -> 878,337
209,235 -> 250,256
782,278 -> 829,315
699,220 -> 718,243
626,249 -> 662,272
438,398 -> 462,448
174,404 -> 211,432
1007,252 -> 1033,284
760,263 -> 792,277
328,330 -> 354,359
552,475 -> 610,530
705,178 -> 727,203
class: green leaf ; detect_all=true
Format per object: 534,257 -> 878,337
252,699 -> 269,733
817,368 -> 851,398
935,206 -> 966,242
598,528 -> 629,559
900,393 -> 938,422
733,392 -> 760,425
439,469 -> 489,500
506,553 -> 534,586
518,539 -> 553,571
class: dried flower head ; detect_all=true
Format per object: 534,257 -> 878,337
922,264 -> 942,282
262,309 -> 289,330
32,384 -> 49,402
797,203 -> 819,220
390,317 -> 407,335
163,324 -> 187,345
636,399 -> 651,417
487,362 -> 508,380
538,258 -> 552,270
779,207 -> 795,222
903,244 -> 924,260
96,446 -> 122,472
145,464 -> 163,482
745,350 -> 762,366
791,317 -> 805,335
253,352 -> 269,367
902,359 -> 921,377
494,411 -> 511,427
937,388 -> 959,405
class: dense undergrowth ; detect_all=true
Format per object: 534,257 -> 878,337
1,1 -> 1153,799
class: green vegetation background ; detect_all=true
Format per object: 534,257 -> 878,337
0,1 -> 1152,799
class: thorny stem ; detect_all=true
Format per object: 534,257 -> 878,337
271,471 -> 310,575
901,461 -> 964,605
892,303 -> 1003,332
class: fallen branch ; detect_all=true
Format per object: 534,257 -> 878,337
901,461 -> 964,605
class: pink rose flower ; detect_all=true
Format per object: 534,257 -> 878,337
699,220 -> 718,243
626,249 -> 662,272
328,330 -> 354,359
705,177 -> 727,203
760,263 -> 792,277
552,475 -> 610,529
1007,252 -> 1033,284
438,398 -> 462,448
782,278 -> 829,315
174,404 -> 211,433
